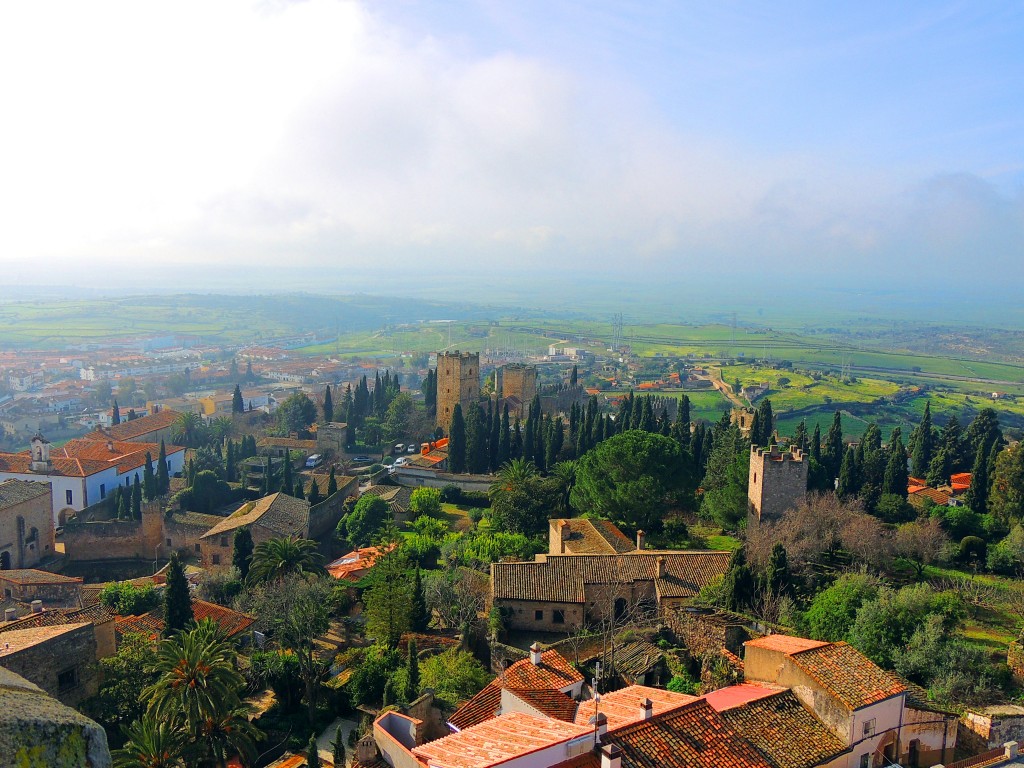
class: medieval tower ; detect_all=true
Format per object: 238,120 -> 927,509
436,351 -> 481,430
748,444 -> 808,524
501,363 -> 537,416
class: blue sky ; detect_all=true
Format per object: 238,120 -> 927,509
0,0 -> 1020,292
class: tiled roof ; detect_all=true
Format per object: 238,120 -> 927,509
448,679 -> 502,730
413,711 -> 592,768
702,683 -> 782,713
256,437 -> 318,450
0,452 -> 109,477
0,479 -> 51,508
790,642 -> 905,711
598,639 -> 665,681
57,438 -> 184,474
505,687 -> 579,722
717,689 -> 849,768
115,599 -> 255,640
0,603 -> 114,634
167,510 -> 224,530
744,635 -> 827,655
908,486 -> 952,505
0,569 -> 82,586
0,621 -> 92,655
608,699 -> 774,768
200,493 -> 309,539
84,408 -> 180,441
575,685 -> 696,731
552,518 -> 635,554
327,544 -> 394,581
492,551 -> 730,604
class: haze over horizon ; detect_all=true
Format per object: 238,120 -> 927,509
1,1 -> 1022,296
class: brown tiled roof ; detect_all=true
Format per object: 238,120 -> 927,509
0,452 -> 109,477
790,642 -> 905,711
505,688 -> 579,722
0,603 -> 114,634
0,569 -> 82,586
608,699 -> 774,768
717,689 -> 849,768
84,408 -> 180,441
492,551 -> 730,604
56,438 -> 183,474
553,518 -> 635,554
115,599 -> 255,640
200,493 -> 309,539
0,621 -> 92,654
0,478 -> 51,507
600,639 -> 665,681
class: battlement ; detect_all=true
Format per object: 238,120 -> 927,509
438,350 -> 479,362
751,445 -> 806,463
748,444 -> 808,524
436,351 -> 481,429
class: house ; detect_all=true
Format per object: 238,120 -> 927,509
0,569 -> 83,609
0,602 -> 117,660
199,492 -> 310,568
0,666 -> 112,767
83,407 -> 181,444
0,479 -> 54,570
114,598 -> 256,643
548,518 -> 636,555
491,549 -> 730,631
0,622 -> 99,707
327,544 -> 394,582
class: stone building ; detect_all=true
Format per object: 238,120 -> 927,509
199,492 -> 310,569
0,621 -> 99,707
0,479 -> 54,570
316,421 -> 349,455
0,569 -> 83,608
501,363 -> 537,417
435,351 -> 480,430
731,406 -> 755,438
747,444 -> 808,525
0,666 -> 111,768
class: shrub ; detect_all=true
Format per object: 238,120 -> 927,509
959,536 -> 987,564
666,672 -> 699,695
99,582 -> 158,615
440,485 -> 462,503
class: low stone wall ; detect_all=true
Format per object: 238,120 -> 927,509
663,607 -> 752,659
308,481 -> 356,539
392,469 -> 492,493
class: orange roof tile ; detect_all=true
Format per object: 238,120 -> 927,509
84,408 -> 181,441
115,599 -> 255,640
744,635 -> 828,655
789,642 -> 905,711
575,685 -> 696,730
701,683 -> 783,712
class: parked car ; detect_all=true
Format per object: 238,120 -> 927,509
407,444 -> 418,454
393,456 -> 409,467
304,454 -> 323,468
352,455 -> 372,465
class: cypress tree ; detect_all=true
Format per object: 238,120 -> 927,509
156,440 -> 169,494
232,385 -> 244,414
882,435 -> 909,499
512,418 -> 523,459
722,548 -> 755,611
164,552 -> 193,635
410,567 -> 429,632
112,400 -> 121,425
246,360 -> 254,381
793,420 -> 808,452
570,365 -> 578,387
233,526 -> 254,580
116,490 -> 128,520
328,467 -> 338,496
187,458 -> 196,488
263,455 -> 273,495
910,402 -> 934,478
405,638 -> 420,703
965,443 -> 989,515
332,726 -> 346,768
498,405 -> 511,467
810,424 -> 822,464
323,384 -> 334,423
225,440 -> 235,483
766,543 -> 792,597
837,446 -> 860,498
306,733 -> 320,768
489,402 -> 501,472
449,404 -> 467,474
823,411 -> 843,480
749,410 -> 763,448
678,395 -> 691,429
293,480 -> 305,500
523,413 -> 535,464
282,453 -> 293,496
756,399 -> 774,445
546,418 -> 564,467
131,475 -> 142,519
143,452 -> 156,501
308,478 -> 321,505
466,403 -> 488,474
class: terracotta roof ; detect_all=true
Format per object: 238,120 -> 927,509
414,711 -> 592,768
0,479 -> 51,507
717,689 -> 849,768
505,687 -> 579,722
84,408 -> 180,441
492,551 -> 730,604
0,569 -> 82,586
607,698 -> 773,768
907,486 -> 952,506
744,635 -> 827,655
0,621 -> 92,655
597,640 -> 665,682
0,452 -> 109,477
0,604 -> 113,634
552,518 -> 635,554
327,545 -> 394,581
702,683 -> 783,712
115,599 -> 255,640
951,472 -> 972,486
575,685 -> 696,731
200,493 -> 309,539
448,649 -> 581,731
57,438 -> 184,474
790,642 -> 905,711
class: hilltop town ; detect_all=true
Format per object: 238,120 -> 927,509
2,323 -> 1024,768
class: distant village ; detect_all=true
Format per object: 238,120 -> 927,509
2,330 -> 1024,768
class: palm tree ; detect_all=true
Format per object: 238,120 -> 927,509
247,535 -> 325,584
209,416 -> 233,443
201,704 -> 263,768
113,717 -> 186,768
173,411 -> 206,448
550,460 -> 578,515
489,457 -> 538,497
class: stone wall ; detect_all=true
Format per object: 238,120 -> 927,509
309,486 -> 354,539
496,598 -> 584,632
435,352 -> 480,429
961,706 -> 1024,751
489,639 -> 528,674
0,481 -> 54,569
663,608 -> 752,659
392,469 -> 492,493
748,445 -> 808,524
63,502 -> 163,562
1,623 -> 99,708
0,576 -> 82,608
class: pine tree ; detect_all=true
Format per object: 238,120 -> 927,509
323,384 -> 334,423
157,440 -> 169,494
143,452 -> 156,501
112,400 -> 121,425
328,467 -> 338,497
308,478 -> 321,505
131,475 -> 142,519
232,384 -> 244,414
163,552 -> 193,635
306,732 -> 320,768
294,480 -> 306,500
233,527 -> 254,580
910,402 -> 935,478
449,404 -> 466,474
410,567 -> 429,632
405,638 -> 420,703
965,443 -> 989,515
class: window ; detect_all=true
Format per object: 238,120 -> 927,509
195,543 -> 201,553
166,538 -> 172,547
553,610 -> 565,624
57,667 -> 78,692
534,610 -> 543,621
100,484 -> 106,499
220,536 -> 228,547
65,489 -> 73,505
212,554 -> 221,565
862,719 -> 876,737
859,755 -> 871,768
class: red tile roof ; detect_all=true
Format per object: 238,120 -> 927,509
506,687 -> 579,722
115,599 -> 255,640
327,545 -> 393,581
744,635 -> 827,655
575,685 -> 696,731
789,642 -> 905,711
84,408 -> 180,441
702,683 -> 783,712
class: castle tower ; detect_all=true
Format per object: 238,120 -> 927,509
501,363 -> 537,417
731,407 -> 755,439
436,351 -> 480,429
29,434 -> 52,473
748,444 -> 808,525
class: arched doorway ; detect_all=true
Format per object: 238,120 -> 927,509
614,598 -> 627,620
0,551 -> 11,570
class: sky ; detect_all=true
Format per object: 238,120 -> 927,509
0,0 -> 1022,297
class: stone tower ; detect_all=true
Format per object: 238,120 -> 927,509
29,433 -> 52,473
748,444 -> 808,525
501,363 -> 537,415
436,351 -> 480,430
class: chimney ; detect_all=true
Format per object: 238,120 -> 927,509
640,698 -> 653,720
106,440 -> 115,452
600,743 -> 622,768
3,607 -> 16,622
636,530 -> 645,550
355,733 -> 379,766
657,556 -> 666,578
1006,742 -> 1020,760
530,642 -> 543,666
31,599 -> 43,613
589,712 -> 608,740
560,521 -> 571,553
